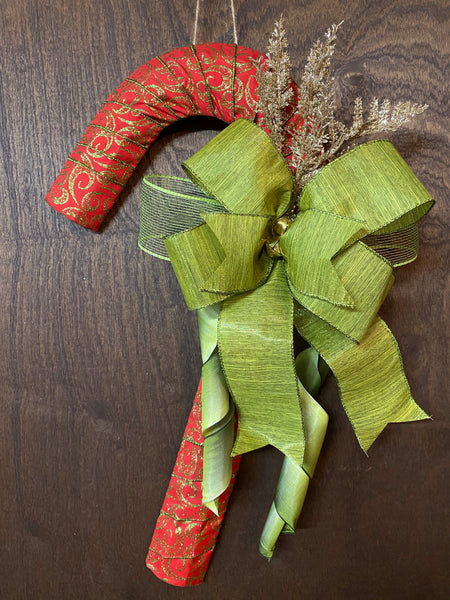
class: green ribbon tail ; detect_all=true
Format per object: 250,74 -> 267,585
294,305 -> 430,452
259,348 -> 329,560
198,305 -> 235,515
218,260 -> 305,466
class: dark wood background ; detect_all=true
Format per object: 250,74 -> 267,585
1,1 -> 448,598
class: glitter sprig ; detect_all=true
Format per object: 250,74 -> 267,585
256,20 -> 428,198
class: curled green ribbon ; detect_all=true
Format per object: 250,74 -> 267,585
260,347 -> 329,559
139,118 -> 433,551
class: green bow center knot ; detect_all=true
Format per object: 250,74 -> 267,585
139,117 -> 433,478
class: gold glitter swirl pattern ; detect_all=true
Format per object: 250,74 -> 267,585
46,44 -> 270,230
146,383 -> 240,585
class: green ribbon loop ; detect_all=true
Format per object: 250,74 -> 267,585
299,139 -> 433,233
140,118 -> 433,463
280,209 -> 367,307
183,118 -> 293,217
200,213 -> 273,293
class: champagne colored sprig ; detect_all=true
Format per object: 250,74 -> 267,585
290,22 -> 342,192
256,20 -> 428,198
256,16 -> 293,152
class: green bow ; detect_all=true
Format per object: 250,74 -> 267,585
139,118 -> 433,506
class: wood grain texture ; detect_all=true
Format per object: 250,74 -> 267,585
0,1 -> 448,598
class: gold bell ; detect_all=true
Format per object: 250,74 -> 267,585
273,215 -> 290,237
266,215 -> 290,257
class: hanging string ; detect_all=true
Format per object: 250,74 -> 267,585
192,0 -> 238,45
193,0 -> 200,44
230,0 -> 238,45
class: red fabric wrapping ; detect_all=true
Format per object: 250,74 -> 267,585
45,43 -> 263,231
146,381 -> 241,586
